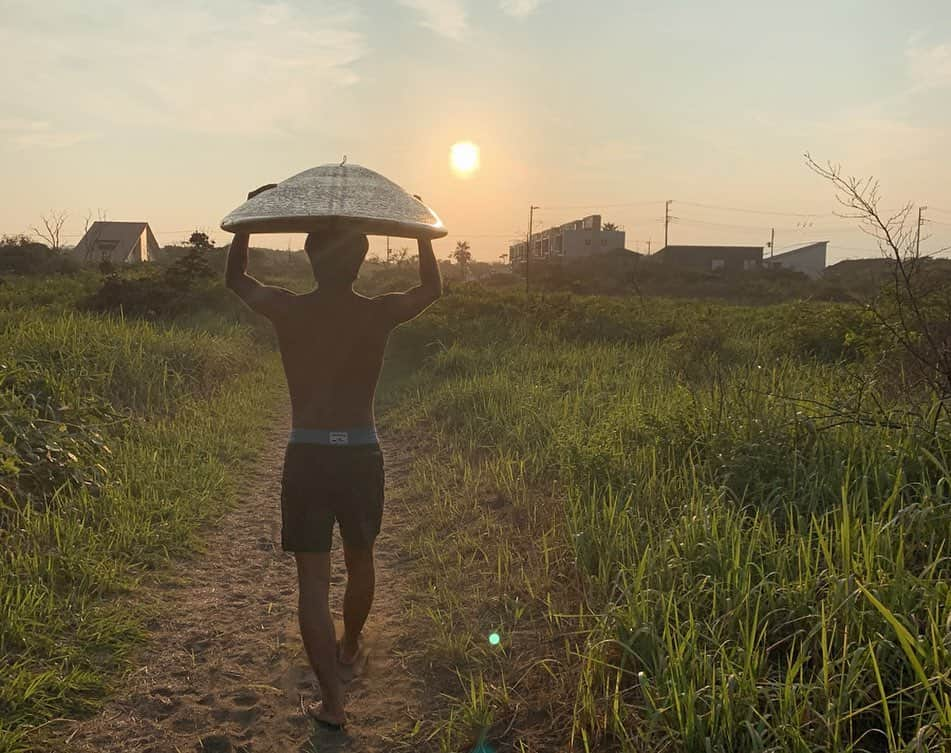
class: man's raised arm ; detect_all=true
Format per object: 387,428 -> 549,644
376,237 -> 443,325
225,230 -> 293,319
417,236 -> 442,301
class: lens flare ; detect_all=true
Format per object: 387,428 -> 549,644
488,632 -> 501,646
450,141 -> 480,177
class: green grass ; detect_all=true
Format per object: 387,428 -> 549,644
379,288 -> 951,753
0,278 -> 284,753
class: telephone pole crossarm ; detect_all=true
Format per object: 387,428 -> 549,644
664,200 -> 674,249
916,206 -> 928,256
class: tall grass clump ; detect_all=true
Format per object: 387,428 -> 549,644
381,288 -> 951,753
0,299 -> 283,753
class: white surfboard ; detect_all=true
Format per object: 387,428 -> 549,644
220,163 -> 447,239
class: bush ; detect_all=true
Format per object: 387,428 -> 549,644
0,360 -> 114,518
0,236 -> 79,276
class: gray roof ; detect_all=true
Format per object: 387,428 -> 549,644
72,222 -> 160,264
770,241 -> 827,261
657,245 -> 763,257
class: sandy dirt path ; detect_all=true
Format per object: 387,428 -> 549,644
46,411 -> 428,753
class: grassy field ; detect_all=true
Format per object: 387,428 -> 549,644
380,289 -> 951,752
0,253 -> 437,751
4,260 -> 950,752
0,274 -> 284,753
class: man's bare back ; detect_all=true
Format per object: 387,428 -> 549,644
226,229 -> 441,429
273,291 -> 390,428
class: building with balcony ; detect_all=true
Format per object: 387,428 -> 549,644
510,215 -> 625,264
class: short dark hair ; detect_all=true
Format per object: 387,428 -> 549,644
304,230 -> 369,287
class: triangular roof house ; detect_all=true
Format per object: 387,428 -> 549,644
768,241 -> 827,279
72,222 -> 160,264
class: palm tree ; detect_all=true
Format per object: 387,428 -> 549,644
452,240 -> 472,280
602,221 -> 619,231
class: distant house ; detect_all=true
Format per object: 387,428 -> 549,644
767,241 -> 827,278
510,215 -> 626,264
72,222 -> 160,265
654,245 -> 763,272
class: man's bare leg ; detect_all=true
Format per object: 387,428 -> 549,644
340,543 -> 374,664
295,552 -> 346,727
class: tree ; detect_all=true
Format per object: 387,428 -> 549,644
602,221 -> 619,231
807,153 -> 951,404
452,240 -> 472,281
83,208 -> 108,233
166,229 -> 216,287
1,234 -> 34,248
188,231 -> 215,251
391,246 -> 410,265
32,210 -> 68,251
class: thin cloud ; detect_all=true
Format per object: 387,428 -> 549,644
906,40 -> 951,91
577,139 -> 642,168
0,119 -> 91,149
500,0 -> 547,17
397,0 -> 467,39
0,1 -> 367,139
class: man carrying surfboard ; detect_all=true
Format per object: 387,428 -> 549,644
224,201 -> 442,729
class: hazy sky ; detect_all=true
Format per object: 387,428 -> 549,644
2,0 -> 950,262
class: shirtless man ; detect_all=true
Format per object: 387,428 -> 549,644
224,202 -> 442,730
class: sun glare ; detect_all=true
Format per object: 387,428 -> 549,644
450,141 -> 480,177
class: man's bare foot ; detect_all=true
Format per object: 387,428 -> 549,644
307,700 -> 347,731
337,635 -> 369,681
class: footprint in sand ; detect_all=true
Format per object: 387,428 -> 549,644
143,689 -> 180,719
273,661 -> 315,701
210,705 -> 259,726
171,715 -> 198,733
230,691 -> 260,707
196,733 -> 235,752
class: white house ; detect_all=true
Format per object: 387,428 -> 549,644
769,242 -> 827,278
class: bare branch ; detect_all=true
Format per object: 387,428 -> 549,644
806,152 -> 951,404
31,209 -> 68,251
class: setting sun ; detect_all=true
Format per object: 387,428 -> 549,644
450,141 -> 480,177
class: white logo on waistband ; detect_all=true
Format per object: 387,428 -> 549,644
329,431 -> 349,445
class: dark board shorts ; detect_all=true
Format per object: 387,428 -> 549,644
280,443 -> 385,553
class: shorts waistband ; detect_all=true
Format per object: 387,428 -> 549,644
288,427 -> 379,447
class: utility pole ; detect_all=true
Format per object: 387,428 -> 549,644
664,200 -> 672,249
916,206 -> 927,256
769,227 -> 775,259
646,239 -> 651,255
386,235 -> 391,265
526,204 -> 539,294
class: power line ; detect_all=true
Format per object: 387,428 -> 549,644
677,200 -> 833,218
447,232 -> 520,238
59,228 -> 193,239
538,200 -> 665,210
675,216 -> 850,233
828,244 -> 885,254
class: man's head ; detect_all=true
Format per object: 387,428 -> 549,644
304,229 -> 369,288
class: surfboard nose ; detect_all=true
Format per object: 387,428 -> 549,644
220,163 -> 447,239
